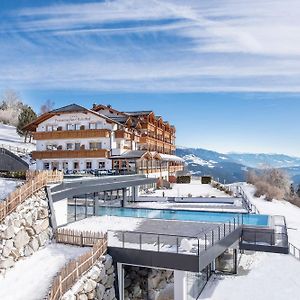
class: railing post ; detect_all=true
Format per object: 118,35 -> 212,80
234,217 -> 236,230
229,220 -> 231,232
223,223 -> 226,237
122,232 -> 125,248
218,226 -> 221,241
157,235 -> 160,252
176,237 -> 179,253
139,234 -> 142,250
204,234 -> 207,250
212,230 -> 214,246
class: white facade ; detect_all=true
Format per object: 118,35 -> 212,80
34,111 -> 133,172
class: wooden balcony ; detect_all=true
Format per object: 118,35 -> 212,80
32,149 -> 109,160
141,123 -> 156,131
140,136 -> 156,145
115,130 -> 132,140
169,165 -> 184,173
33,129 -> 111,140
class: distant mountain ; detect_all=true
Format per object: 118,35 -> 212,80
176,148 -> 249,183
227,153 -> 300,169
176,147 -> 300,184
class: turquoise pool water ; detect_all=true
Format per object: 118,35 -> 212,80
97,207 -> 269,227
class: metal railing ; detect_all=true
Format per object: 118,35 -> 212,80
0,143 -> 31,154
240,216 -> 288,248
236,185 -> 260,214
289,243 -> 300,261
107,216 -> 242,256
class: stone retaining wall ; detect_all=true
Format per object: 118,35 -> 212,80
62,254 -> 116,300
124,266 -> 174,300
0,189 -> 52,275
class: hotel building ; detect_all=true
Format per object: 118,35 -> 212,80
25,103 -> 184,181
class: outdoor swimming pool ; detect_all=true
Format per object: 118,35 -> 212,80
97,207 -> 269,227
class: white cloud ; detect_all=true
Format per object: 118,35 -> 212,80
1,0 -> 300,92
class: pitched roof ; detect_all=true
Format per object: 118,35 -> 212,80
125,111 -> 153,116
109,150 -> 150,159
50,103 -> 87,113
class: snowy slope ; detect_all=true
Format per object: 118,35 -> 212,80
0,123 -> 35,153
0,178 -> 23,201
0,243 -> 90,300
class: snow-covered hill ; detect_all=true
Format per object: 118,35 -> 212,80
0,123 -> 35,168
176,147 -> 300,184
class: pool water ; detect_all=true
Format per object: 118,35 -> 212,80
97,207 -> 269,227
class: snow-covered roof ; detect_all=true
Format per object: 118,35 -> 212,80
158,153 -> 184,162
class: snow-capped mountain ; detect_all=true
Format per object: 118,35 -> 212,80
176,147 -> 300,184
227,153 -> 300,169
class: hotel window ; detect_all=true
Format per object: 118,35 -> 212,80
89,142 -> 101,150
96,122 -> 103,129
66,143 -> 73,150
57,126 -> 63,131
75,124 -> 81,130
67,124 -> 73,130
46,125 -> 53,132
89,123 -> 96,129
98,161 -> 105,169
86,161 -> 92,169
73,162 -> 79,170
80,125 -> 85,130
44,162 -> 50,170
74,143 -> 81,150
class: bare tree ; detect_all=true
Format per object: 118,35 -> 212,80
247,168 -> 290,201
0,89 -> 24,126
40,99 -> 55,114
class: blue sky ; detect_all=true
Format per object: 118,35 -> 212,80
1,0 -> 300,156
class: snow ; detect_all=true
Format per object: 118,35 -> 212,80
0,124 -> 35,152
241,183 -> 300,248
0,178 -> 22,201
183,154 -> 215,168
64,215 -> 142,233
142,182 -> 231,198
200,252 -> 300,300
200,182 -> 300,300
0,243 -> 90,300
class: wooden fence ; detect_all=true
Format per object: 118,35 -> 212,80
48,229 -> 108,300
55,228 -> 106,247
0,170 -> 63,223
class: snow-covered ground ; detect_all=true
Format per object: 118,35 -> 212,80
200,183 -> 300,300
241,183 -> 300,248
0,178 -> 23,201
200,251 -> 300,300
0,124 -> 35,152
65,215 -> 142,233
0,243 -> 90,300
142,182 -> 230,198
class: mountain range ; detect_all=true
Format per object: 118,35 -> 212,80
176,147 -> 300,185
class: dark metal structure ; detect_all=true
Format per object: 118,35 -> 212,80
0,147 -> 29,171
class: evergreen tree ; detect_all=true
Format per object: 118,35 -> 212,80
290,183 -> 295,196
297,184 -> 300,198
17,105 -> 37,142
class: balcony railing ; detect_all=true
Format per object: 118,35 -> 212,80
32,149 -> 109,159
115,130 -> 132,140
33,129 -> 111,140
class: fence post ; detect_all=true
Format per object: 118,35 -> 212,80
59,275 -> 62,297
80,232 -> 83,247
